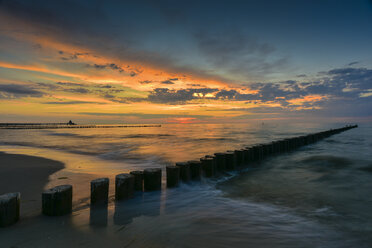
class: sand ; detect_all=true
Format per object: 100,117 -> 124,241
0,151 -> 64,216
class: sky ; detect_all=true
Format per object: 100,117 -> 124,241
0,0 -> 371,124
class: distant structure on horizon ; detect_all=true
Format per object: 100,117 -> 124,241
0,121 -> 161,129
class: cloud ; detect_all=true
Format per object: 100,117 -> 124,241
101,93 -> 129,103
60,51 -> 89,61
187,83 -> 205,87
348,61 -> 359,66
78,112 -> 210,119
89,63 -> 139,77
141,66 -> 372,118
56,82 -> 84,86
0,0 -> 288,83
96,84 -> 112,88
36,82 -> 91,94
65,87 -> 90,94
147,87 -> 218,104
0,83 -> 44,98
296,74 -> 307,78
193,29 -> 289,79
44,100 -> 103,105
161,80 -> 175,85
92,63 -> 124,73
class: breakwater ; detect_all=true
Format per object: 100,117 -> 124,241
0,125 -> 357,227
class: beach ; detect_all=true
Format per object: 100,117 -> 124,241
0,152 -> 64,216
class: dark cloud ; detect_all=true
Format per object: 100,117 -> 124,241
161,80 -> 175,85
348,61 -> 359,66
33,43 -> 42,49
89,63 -> 141,77
60,52 -> 88,61
96,84 -> 112,88
325,67 -> 372,90
56,82 -> 84,86
65,88 -> 90,94
140,80 -> 152,84
36,82 -> 91,94
195,30 -> 275,62
143,67 -> 372,114
92,63 -> 124,73
219,106 -> 286,114
187,83 -> 206,87
193,29 -> 288,79
0,0 -> 107,35
0,84 -> 44,98
101,92 -> 130,103
147,88 -> 218,104
161,77 -> 180,84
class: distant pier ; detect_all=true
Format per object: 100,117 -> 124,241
0,122 -> 161,130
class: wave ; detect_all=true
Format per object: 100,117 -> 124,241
46,132 -> 82,137
358,164 -> 372,173
122,134 -> 173,139
300,155 -> 352,170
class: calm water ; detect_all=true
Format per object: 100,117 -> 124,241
0,122 -> 371,247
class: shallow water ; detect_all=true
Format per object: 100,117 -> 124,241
0,122 -> 371,247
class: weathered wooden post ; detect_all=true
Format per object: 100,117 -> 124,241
130,170 -> 144,191
166,166 -> 180,188
272,141 -> 280,153
251,145 -> 259,160
144,168 -> 162,191
263,143 -> 273,157
188,160 -> 202,180
243,147 -> 253,164
0,192 -> 20,227
42,185 -> 72,216
176,162 -> 191,182
282,139 -> 290,152
214,153 -> 226,171
261,144 -> 267,158
200,157 -> 214,177
115,173 -> 134,200
91,178 -> 109,205
234,149 -> 244,166
204,155 -> 218,173
225,151 -> 235,171
258,144 -> 264,160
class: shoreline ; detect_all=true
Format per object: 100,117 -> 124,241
0,152 -> 65,216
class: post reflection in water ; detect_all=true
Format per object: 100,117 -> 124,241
89,205 -> 108,227
113,191 -> 162,226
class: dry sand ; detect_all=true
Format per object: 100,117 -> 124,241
0,151 -> 64,216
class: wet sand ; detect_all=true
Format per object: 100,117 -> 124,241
0,152 -> 64,216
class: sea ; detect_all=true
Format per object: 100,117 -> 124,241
0,122 -> 371,248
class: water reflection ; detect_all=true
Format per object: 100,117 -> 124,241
113,191 -> 161,226
89,206 -> 108,227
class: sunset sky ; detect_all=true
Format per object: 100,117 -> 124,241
0,0 -> 371,124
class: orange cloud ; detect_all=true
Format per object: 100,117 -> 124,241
287,94 -> 326,105
0,10 -> 234,93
